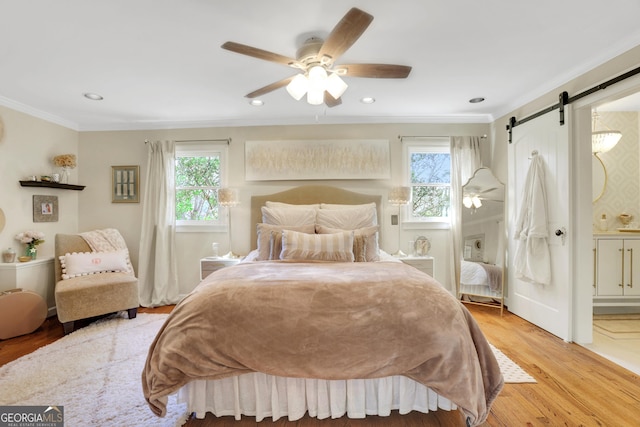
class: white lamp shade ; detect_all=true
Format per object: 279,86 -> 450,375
388,186 -> 412,206
471,196 -> 482,208
217,188 -> 239,207
592,130 -> 622,154
286,74 -> 308,101
326,73 -> 348,99
463,195 -> 473,208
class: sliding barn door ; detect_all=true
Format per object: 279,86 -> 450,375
508,109 -> 573,341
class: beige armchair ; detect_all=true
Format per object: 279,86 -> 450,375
54,233 -> 139,334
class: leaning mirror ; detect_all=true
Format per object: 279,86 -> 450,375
459,167 -> 505,314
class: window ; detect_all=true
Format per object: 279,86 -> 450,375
175,143 -> 227,230
404,138 -> 451,222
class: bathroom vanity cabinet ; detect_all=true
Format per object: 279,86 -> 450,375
594,234 -> 640,307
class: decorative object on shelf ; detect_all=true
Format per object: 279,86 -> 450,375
619,212 -> 633,227
388,186 -> 412,257
52,154 -> 77,184
18,256 -> 32,262
32,195 -> 58,222
414,236 -> 431,256
2,247 -> 16,263
111,165 -> 140,203
14,230 -> 45,260
218,187 -> 240,258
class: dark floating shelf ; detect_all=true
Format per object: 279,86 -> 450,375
19,181 -> 85,191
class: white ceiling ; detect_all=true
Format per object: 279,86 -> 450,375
2,1 -> 640,131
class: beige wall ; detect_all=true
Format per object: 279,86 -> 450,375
0,106 -> 79,259
79,123 -> 489,295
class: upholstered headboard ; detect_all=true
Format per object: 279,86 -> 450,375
250,185 -> 382,250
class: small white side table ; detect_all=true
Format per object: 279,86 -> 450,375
200,257 -> 241,280
399,255 -> 434,277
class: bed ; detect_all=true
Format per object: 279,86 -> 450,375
142,185 -> 504,426
460,261 -> 503,296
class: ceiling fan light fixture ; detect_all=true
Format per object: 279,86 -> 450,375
326,73 -> 348,99
286,74 -> 308,101
307,88 -> 325,105
462,196 -> 473,209
471,196 -> 482,208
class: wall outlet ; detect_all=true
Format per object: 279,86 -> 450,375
391,214 -> 398,225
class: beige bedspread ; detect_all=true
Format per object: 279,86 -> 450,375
142,261 -> 503,426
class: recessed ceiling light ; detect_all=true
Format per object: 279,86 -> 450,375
360,97 -> 375,104
83,92 -> 103,101
469,97 -> 485,103
249,99 -> 264,106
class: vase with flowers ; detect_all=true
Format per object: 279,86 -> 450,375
52,154 -> 77,184
15,230 -> 45,260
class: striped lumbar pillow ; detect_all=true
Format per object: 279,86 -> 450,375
280,229 -> 354,262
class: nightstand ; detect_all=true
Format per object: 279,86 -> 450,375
200,257 -> 241,280
400,256 -> 434,277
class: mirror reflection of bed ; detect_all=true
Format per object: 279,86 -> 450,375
458,167 -> 506,314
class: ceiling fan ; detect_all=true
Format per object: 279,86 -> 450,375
221,7 -> 412,107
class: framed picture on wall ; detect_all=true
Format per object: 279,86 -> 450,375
33,195 -> 58,222
111,165 -> 140,203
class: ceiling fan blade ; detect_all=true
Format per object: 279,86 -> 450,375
317,8 -> 373,65
245,76 -> 296,98
222,41 -> 299,68
324,92 -> 342,108
335,64 -> 412,78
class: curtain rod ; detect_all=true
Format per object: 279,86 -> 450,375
144,138 -> 231,144
506,64 -> 640,143
398,135 -> 487,141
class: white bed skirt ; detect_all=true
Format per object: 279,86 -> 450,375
459,283 -> 502,298
177,373 -> 457,421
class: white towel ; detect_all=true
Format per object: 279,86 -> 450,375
513,154 -> 551,285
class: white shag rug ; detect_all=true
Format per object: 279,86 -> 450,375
0,312 -> 535,427
0,313 -> 187,427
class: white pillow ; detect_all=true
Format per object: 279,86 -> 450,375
261,206 -> 317,226
59,250 -> 130,280
316,225 -> 380,262
316,205 -> 378,229
255,223 -> 315,260
320,202 -> 377,210
265,201 -> 320,209
280,230 -> 354,262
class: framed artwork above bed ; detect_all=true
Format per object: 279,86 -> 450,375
245,139 -> 390,181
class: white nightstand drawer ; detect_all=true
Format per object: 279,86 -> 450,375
200,257 -> 241,280
400,256 -> 434,277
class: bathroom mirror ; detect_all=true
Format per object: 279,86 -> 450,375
592,154 -> 607,203
459,167 -> 505,314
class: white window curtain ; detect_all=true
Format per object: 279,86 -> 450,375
138,140 -> 180,307
449,136 -> 482,296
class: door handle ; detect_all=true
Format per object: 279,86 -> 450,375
555,227 -> 567,245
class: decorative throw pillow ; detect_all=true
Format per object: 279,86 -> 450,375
316,225 -> 380,262
261,206 -> 317,226
280,230 -> 354,262
316,204 -> 378,229
255,223 -> 315,260
59,250 -> 130,280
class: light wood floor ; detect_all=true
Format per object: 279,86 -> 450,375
1,304 -> 639,426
